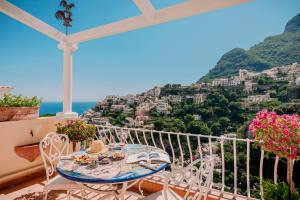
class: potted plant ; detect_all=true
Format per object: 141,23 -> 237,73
56,120 -> 97,151
0,94 -> 42,122
249,110 -> 300,194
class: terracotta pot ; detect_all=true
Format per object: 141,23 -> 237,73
0,106 -> 39,122
14,142 -> 40,162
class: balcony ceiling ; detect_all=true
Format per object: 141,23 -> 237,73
1,0 -> 251,43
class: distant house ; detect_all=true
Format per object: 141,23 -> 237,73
0,86 -> 13,99
145,87 -> 161,97
194,93 -> 207,104
91,117 -> 111,126
193,115 -> 201,120
244,81 -> 256,93
156,101 -> 170,114
296,77 -> 300,85
111,104 -> 126,111
121,94 -> 137,104
136,115 -> 150,122
123,107 -> 134,114
212,78 -> 229,87
242,93 -> 275,109
167,95 -> 182,103
104,95 -> 120,103
228,77 -> 241,86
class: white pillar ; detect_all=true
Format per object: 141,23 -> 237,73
56,41 -> 78,119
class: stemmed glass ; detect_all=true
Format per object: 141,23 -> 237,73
108,134 -> 116,151
118,130 -> 128,157
119,130 -> 128,147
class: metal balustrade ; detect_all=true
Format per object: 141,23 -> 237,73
94,125 -> 271,200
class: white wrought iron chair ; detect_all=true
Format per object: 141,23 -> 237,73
143,156 -> 215,200
39,132 -> 85,200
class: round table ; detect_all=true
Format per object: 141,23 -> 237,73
57,144 -> 169,200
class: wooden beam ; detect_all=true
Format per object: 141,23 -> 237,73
68,0 -> 251,43
133,0 -> 156,21
0,0 -> 65,41
155,0 -> 251,24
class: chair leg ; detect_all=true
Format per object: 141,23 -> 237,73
80,189 -> 86,200
43,190 -> 48,200
67,190 -> 71,200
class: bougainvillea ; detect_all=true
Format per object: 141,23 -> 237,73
56,120 -> 96,144
249,110 -> 300,159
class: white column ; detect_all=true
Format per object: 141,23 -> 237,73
56,41 -> 78,118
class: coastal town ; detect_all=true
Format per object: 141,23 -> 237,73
82,62 -> 300,131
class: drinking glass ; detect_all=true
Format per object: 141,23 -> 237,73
120,131 -> 128,147
108,135 -> 115,151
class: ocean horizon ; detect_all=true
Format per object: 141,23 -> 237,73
39,102 -> 96,116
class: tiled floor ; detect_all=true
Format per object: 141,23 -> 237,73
0,175 -> 251,200
0,175 -> 141,200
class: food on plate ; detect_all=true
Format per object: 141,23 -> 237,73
111,151 -> 123,161
75,155 -> 93,165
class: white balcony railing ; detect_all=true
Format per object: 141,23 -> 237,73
94,125 -> 275,200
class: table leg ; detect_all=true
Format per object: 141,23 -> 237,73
119,182 -> 128,200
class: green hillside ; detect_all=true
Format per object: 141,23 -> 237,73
199,13 -> 300,82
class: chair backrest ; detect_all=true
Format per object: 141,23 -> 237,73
165,156 -> 215,200
39,132 -> 69,181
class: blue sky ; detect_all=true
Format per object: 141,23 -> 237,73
0,0 -> 300,102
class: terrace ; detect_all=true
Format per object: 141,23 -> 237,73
0,0 -> 299,200
0,119 -> 291,200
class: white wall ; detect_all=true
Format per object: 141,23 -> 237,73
0,117 -> 62,184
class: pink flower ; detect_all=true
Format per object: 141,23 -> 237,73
249,110 -> 300,159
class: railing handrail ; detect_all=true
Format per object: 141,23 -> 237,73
98,125 -> 255,142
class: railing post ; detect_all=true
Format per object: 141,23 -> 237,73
274,155 -> 279,184
260,149 -> 264,200
246,139 -> 251,198
220,136 -> 225,193
233,139 -> 237,196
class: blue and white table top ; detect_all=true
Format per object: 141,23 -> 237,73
57,144 -> 169,184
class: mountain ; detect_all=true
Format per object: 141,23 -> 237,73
199,13 -> 300,82
284,13 -> 300,33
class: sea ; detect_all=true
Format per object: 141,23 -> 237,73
39,102 -> 96,116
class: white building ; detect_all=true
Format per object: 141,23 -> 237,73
123,107 -> 134,114
121,94 -> 137,104
146,87 -> 161,97
242,93 -> 272,104
193,115 -> 201,120
228,77 -> 241,86
104,95 -> 120,103
194,93 -> 207,104
111,104 -> 126,110
274,76 -> 291,81
296,77 -> 300,85
239,69 -> 259,80
91,117 -> 111,126
0,86 -> 13,99
156,101 -> 170,114
167,95 -> 182,103
135,103 -> 151,116
212,78 -> 229,87
244,81 -> 255,93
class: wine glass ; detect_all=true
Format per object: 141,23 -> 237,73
119,130 -> 128,147
108,134 -> 115,151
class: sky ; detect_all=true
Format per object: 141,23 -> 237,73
0,0 -> 300,102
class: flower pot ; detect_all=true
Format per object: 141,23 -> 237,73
0,106 -> 39,122
15,142 -> 40,162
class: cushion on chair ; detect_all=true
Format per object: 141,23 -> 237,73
44,175 -> 83,190
143,189 -> 183,200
